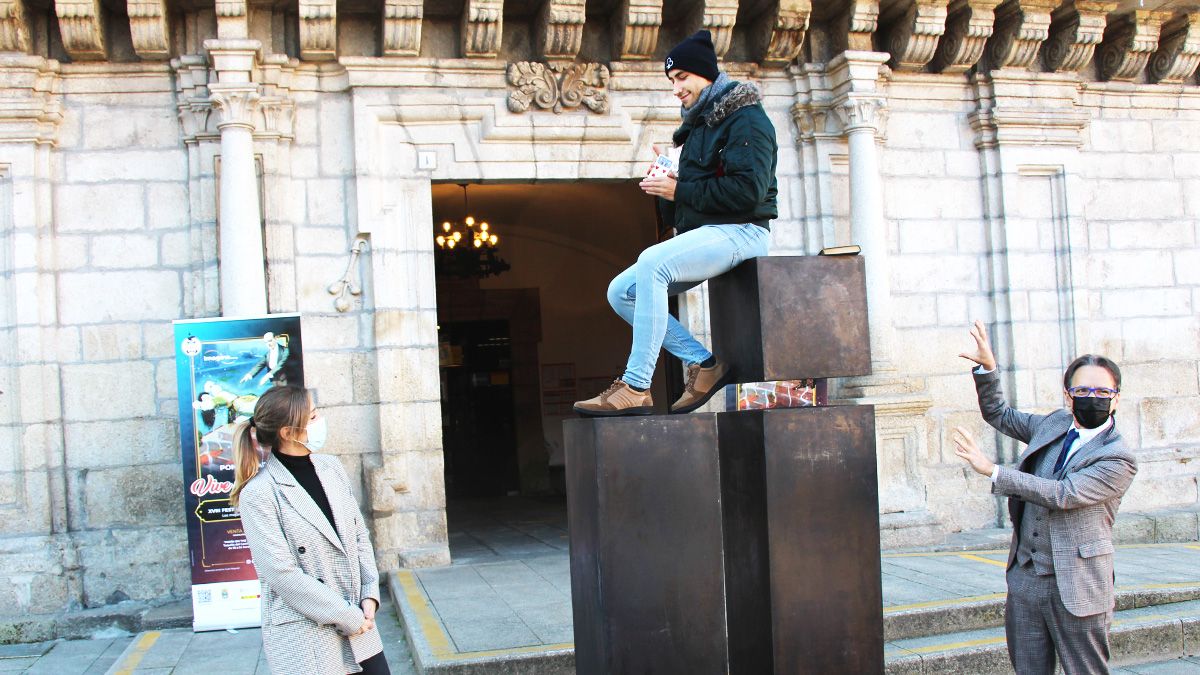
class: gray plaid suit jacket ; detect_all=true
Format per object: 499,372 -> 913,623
975,368 -> 1138,617
238,452 -> 384,674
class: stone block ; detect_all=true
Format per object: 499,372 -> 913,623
1084,180 -> 1184,221
286,313 -> 359,350
1140,397 -> 1200,447
17,365 -> 63,424
1113,511 -> 1155,544
897,219 -> 957,253
1086,251 -> 1175,289
61,361 -> 155,421
81,105 -> 181,150
379,401 -> 441,452
76,525 -> 189,605
322,403 -> 381,458
891,254 -> 980,293
86,233 -> 159,269
709,255 -> 870,381
375,347 -> 440,402
55,184 -> 146,232
82,464 -> 182,528
64,150 -> 187,183
305,352 -> 355,405
1119,361 -> 1199,398
146,183 -> 190,231
937,294 -> 969,325
1152,119 -> 1200,153
305,179 -> 347,226
1122,316 -> 1199,362
893,295 -> 938,328
1086,120 -> 1154,152
1101,288 -> 1192,319
58,270 -> 181,324
80,324 -> 143,361
142,322 -> 176,360
64,418 -> 179,469
319,95 -> 354,175
295,225 -> 349,255
1152,509 -> 1200,542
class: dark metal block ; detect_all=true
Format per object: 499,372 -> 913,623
743,405 -> 883,674
565,415 -> 771,675
709,255 -> 871,381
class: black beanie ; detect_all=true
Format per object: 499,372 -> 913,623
665,30 -> 720,82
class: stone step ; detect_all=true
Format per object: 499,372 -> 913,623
885,598 -> 1200,674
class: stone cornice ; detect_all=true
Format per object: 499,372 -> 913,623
970,71 -> 1089,148
128,0 -> 171,60
1097,10 -> 1173,81
885,0 -> 951,72
754,0 -> 811,67
462,0 -> 503,58
383,0 -> 422,57
0,0 -> 31,53
0,56 -> 62,146
613,0 -> 662,61
1147,12 -> 1200,84
536,0 -> 585,61
55,0 -> 106,61
1040,0 -> 1117,73
985,0 -> 1057,70
299,0 -> 337,61
930,0 -> 1003,73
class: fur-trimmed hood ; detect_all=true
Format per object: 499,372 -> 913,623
703,81 -> 763,127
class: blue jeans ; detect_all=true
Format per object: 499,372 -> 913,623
607,223 -> 770,390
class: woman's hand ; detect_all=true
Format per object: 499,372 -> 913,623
350,598 -> 378,636
952,426 -> 995,477
958,319 -> 997,371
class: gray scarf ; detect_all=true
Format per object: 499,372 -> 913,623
681,71 -> 731,125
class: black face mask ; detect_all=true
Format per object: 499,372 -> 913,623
1072,396 -> 1113,430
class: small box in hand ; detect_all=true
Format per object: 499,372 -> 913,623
646,154 -> 677,178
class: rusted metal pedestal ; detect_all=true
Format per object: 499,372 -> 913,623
565,405 -> 882,674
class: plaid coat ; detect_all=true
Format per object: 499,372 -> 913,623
975,369 -> 1138,617
238,453 -> 384,673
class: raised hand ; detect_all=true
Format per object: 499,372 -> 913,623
952,426 -> 995,477
958,319 -> 997,371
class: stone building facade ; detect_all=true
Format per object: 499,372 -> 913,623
1,0 -> 1199,622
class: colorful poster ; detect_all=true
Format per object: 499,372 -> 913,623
173,314 -> 304,632
727,379 -> 828,411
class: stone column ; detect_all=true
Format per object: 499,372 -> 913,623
828,51 -> 898,382
205,39 -> 268,317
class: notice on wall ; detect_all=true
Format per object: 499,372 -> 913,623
173,314 -> 305,632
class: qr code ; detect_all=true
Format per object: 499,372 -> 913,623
197,590 -> 212,604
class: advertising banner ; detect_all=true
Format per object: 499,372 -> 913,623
172,314 -> 305,631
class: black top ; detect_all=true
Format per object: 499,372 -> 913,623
273,450 -> 337,535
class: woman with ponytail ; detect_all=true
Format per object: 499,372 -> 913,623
231,385 -> 390,674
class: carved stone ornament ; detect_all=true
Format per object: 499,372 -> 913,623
613,0 -> 662,60
1097,10 -> 1170,81
929,0 -> 1002,73
833,95 -> 888,134
127,0 -> 170,60
703,0 -> 740,58
209,85 -> 261,129
884,0 -> 950,71
537,0 -> 585,60
1040,1 -> 1116,73
985,0 -> 1056,70
383,0 -> 422,56
754,0 -> 811,67
1147,13 -> 1200,84
299,0 -> 337,61
507,61 -> 610,114
463,0 -> 503,58
55,0 -> 106,61
838,0 -> 881,53
215,0 -> 248,39
0,0 -> 31,53
791,102 -> 835,141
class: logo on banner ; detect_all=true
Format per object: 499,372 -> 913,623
181,336 -> 201,357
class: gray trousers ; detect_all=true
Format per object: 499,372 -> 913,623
1005,563 -> 1111,675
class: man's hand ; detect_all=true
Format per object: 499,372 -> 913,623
640,175 -> 676,201
958,319 -> 997,371
952,426 -> 995,477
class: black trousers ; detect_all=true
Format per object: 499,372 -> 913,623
354,651 -> 391,675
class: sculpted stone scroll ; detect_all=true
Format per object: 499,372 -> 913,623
536,0 -> 585,60
613,0 -> 662,60
128,0 -> 171,60
929,0 -> 1002,74
1040,0 -> 1117,73
754,0 -> 811,67
883,0 -> 950,71
1147,13 -> 1200,84
463,0 -> 503,57
1097,10 -> 1171,81
985,0 -> 1056,70
383,0 -> 422,56
55,0 -> 106,61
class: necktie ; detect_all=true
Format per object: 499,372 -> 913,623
1053,428 -> 1080,474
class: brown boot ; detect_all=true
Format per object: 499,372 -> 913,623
573,379 -> 654,417
670,360 -> 734,414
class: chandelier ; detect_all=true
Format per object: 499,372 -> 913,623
434,184 -> 510,279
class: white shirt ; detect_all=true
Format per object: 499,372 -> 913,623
974,365 -> 1113,482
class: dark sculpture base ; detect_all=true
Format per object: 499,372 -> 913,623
709,255 -> 872,381
565,405 -> 882,675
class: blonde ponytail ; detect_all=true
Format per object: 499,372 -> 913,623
229,418 -> 259,507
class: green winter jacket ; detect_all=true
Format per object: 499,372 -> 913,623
660,79 -> 779,234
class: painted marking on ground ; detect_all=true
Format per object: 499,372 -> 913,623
885,592 -> 1007,614
110,631 -> 161,675
395,569 -> 573,661
958,553 -> 1008,568
906,636 -> 1007,654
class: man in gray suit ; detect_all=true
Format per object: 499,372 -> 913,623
953,320 -> 1138,675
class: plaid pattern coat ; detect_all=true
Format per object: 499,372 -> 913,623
975,369 -> 1138,617
238,452 -> 384,674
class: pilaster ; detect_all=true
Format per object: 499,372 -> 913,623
613,0 -> 662,60
1147,13 -> 1200,84
1097,10 -> 1172,82
929,0 -> 1003,73
1040,0 -> 1117,73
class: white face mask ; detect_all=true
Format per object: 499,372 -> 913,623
299,417 -> 327,453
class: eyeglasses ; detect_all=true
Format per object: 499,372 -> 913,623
1066,386 -> 1120,399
